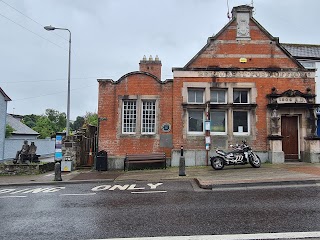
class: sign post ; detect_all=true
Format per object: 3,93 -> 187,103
205,102 -> 211,166
54,135 -> 63,181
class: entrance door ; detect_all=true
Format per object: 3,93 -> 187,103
281,116 -> 299,161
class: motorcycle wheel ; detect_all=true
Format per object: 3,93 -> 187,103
211,157 -> 224,170
249,153 -> 261,168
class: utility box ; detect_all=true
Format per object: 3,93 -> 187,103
61,155 -> 73,172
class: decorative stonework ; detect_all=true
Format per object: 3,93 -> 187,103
267,89 -> 317,105
270,109 -> 280,135
276,97 -> 307,104
174,70 -> 315,79
236,13 -> 250,39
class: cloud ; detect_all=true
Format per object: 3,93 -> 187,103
0,0 -> 319,119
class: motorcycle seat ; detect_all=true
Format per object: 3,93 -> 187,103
216,149 -> 227,155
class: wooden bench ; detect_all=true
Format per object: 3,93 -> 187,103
124,153 -> 166,171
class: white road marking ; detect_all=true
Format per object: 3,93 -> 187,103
92,183 -> 164,192
60,193 -> 96,196
91,231 -> 320,240
0,196 -> 27,198
131,191 -> 167,194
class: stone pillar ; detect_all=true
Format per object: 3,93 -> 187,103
303,137 -> 320,163
268,136 -> 284,164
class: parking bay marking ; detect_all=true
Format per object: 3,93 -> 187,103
61,193 -> 97,196
131,191 -> 167,194
0,195 -> 27,198
0,187 -> 66,195
0,183 -> 165,197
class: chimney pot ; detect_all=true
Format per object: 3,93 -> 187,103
155,55 -> 160,61
149,55 -> 153,61
143,55 -> 147,61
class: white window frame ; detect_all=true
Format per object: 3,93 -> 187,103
210,89 -> 227,104
122,100 -> 137,134
233,110 -> 250,135
233,89 -> 249,104
210,110 -> 227,135
188,89 -> 204,104
187,110 -> 204,135
141,100 -> 156,134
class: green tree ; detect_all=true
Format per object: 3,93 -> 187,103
32,116 -> 55,139
5,124 -> 15,138
71,116 -> 85,131
22,109 -> 67,139
45,109 -> 66,132
85,112 -> 98,126
22,114 -> 40,128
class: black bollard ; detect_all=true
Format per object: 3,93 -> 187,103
179,146 -> 186,176
54,161 -> 62,181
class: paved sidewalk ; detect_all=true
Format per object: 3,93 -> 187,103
0,162 -> 320,188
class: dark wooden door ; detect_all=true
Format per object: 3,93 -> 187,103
281,116 -> 299,160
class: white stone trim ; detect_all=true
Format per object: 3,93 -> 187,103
174,70 -> 315,78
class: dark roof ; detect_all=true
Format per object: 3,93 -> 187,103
0,87 -> 11,101
281,43 -> 320,59
6,114 -> 39,136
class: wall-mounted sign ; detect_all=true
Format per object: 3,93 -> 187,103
161,123 -> 171,132
239,58 -> 247,63
276,97 -> 307,104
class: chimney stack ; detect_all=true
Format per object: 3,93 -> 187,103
139,55 -> 162,80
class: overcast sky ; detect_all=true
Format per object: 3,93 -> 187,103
1,0 -> 319,120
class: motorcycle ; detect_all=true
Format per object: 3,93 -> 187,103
210,140 -> 261,170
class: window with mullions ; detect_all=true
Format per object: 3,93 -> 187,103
234,90 -> 249,103
188,89 -> 204,103
233,111 -> 249,134
122,100 -> 137,133
142,101 -> 156,134
210,110 -> 226,134
188,110 -> 204,133
210,90 -> 226,103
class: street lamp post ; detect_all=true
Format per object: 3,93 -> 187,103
44,25 -> 71,136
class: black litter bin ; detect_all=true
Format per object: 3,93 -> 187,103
96,150 -> 108,171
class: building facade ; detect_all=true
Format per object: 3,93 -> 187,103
6,114 -> 39,140
97,5 -> 320,169
0,88 -> 11,161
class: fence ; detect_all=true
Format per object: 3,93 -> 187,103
3,138 -> 55,160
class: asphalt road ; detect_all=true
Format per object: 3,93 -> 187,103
0,180 -> 319,240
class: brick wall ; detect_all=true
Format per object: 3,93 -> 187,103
171,11 -> 316,153
97,5 -> 317,165
98,67 -> 173,159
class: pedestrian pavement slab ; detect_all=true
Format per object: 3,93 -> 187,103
0,162 -> 319,188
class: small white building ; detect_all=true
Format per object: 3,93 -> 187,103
0,88 -> 11,160
6,114 -> 39,139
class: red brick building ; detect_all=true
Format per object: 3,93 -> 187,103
98,5 -> 319,169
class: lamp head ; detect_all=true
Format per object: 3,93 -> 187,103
44,25 -> 56,31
